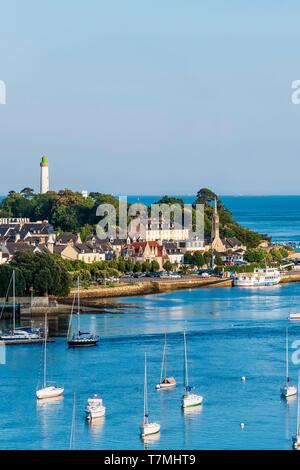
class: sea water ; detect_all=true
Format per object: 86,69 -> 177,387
0,284 -> 299,450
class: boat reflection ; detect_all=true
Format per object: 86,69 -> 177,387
36,395 -> 64,408
86,416 -> 106,438
142,432 -> 161,449
182,404 -> 203,418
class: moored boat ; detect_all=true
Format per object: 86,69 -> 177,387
85,395 -> 106,420
0,271 -> 44,343
36,314 -> 64,400
280,327 -> 297,398
233,267 -> 281,287
156,334 -> 176,390
181,331 -> 203,408
67,277 -> 99,347
140,353 -> 160,438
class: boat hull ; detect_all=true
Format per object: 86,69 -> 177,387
68,338 -> 99,347
156,382 -> 176,390
288,314 -> 300,321
293,436 -> 300,449
140,422 -> 160,437
86,407 -> 106,420
281,385 -> 297,398
36,386 -> 64,400
182,393 -> 203,408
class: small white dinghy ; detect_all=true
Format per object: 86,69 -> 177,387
292,373 -> 300,450
181,331 -> 203,408
140,353 -> 160,438
85,395 -> 106,420
156,334 -> 176,390
36,314 -> 64,400
281,327 -> 297,398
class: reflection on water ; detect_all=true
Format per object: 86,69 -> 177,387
142,432 -> 161,450
87,417 -> 106,439
36,396 -> 64,408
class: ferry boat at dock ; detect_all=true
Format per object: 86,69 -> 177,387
233,267 -> 281,287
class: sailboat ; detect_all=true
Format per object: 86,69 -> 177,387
156,334 -> 176,390
0,270 -> 41,342
67,277 -> 99,347
181,331 -> 203,408
281,327 -> 297,398
140,353 -> 160,438
36,314 -> 64,400
292,372 -> 300,449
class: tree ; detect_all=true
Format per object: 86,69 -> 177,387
125,259 -> 134,273
20,187 -> 34,199
195,188 -> 217,207
133,262 -> 142,273
244,248 -> 266,263
193,252 -> 204,268
184,253 -> 193,265
151,260 -> 160,272
141,261 -> 151,273
155,195 -> 184,206
0,266 -> 26,297
163,260 -> 173,272
10,251 -> 69,296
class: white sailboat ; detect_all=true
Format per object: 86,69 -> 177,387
67,277 -> 99,347
156,334 -> 176,390
36,314 -> 64,400
281,327 -> 297,398
181,331 -> 203,408
0,270 -> 41,342
292,373 -> 300,449
140,353 -> 160,438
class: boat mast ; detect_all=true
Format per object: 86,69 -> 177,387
286,327 -> 289,386
77,277 -> 80,334
144,352 -> 149,425
163,334 -> 167,382
184,331 -> 189,394
12,270 -> 16,332
43,314 -> 47,388
297,372 -> 300,438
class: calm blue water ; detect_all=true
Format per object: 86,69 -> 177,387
127,195 -> 300,243
0,284 -> 300,450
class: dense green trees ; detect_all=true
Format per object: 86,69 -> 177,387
163,260 -> 173,272
244,248 -> 267,263
0,187 -> 269,248
0,266 -> 26,297
5,251 -> 70,296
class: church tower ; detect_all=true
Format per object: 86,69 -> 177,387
211,197 -> 225,252
40,155 -> 49,194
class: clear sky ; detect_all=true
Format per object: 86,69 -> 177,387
0,1 -> 300,195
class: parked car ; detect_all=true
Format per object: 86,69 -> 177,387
169,273 -> 182,279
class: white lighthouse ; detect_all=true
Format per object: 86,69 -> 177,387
40,155 -> 49,194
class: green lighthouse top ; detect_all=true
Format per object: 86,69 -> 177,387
41,155 -> 48,164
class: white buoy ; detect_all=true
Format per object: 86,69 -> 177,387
241,376 -> 246,382
240,422 -> 245,429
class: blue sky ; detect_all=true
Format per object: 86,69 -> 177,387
0,1 -> 299,195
